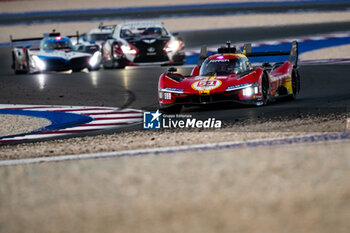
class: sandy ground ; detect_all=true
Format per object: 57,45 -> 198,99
1,10 -> 350,148
1,2 -> 350,233
0,114 -> 50,137
0,140 -> 349,233
300,43 -> 350,60
0,112 -> 347,160
2,11 -> 350,43
0,0 -> 298,13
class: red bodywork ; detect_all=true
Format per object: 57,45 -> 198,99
158,54 -> 295,108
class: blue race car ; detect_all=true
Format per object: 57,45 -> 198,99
11,31 -> 101,74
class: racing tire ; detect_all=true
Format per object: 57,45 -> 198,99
261,73 -> 269,105
102,54 -> 125,69
112,58 -> 125,69
102,46 -> 114,69
14,68 -> 24,75
160,105 -> 182,113
286,69 -> 299,101
13,51 -> 29,74
14,60 -> 22,74
103,63 -> 113,69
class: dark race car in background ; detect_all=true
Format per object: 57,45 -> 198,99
158,41 -> 300,112
11,31 -> 101,74
102,21 -> 185,69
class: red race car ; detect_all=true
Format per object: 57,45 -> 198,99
158,41 -> 300,112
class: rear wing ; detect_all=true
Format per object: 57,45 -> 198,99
10,30 -> 83,48
10,35 -> 43,49
243,41 -> 298,67
10,30 -> 62,49
98,22 -> 117,30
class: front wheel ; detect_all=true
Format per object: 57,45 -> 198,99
13,54 -> 29,75
260,73 -> 269,105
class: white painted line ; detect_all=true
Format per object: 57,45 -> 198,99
91,113 -> 142,118
84,119 -> 141,124
0,133 -> 68,141
68,110 -> 122,114
1,132 -> 349,167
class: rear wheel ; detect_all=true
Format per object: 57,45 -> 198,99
102,49 -> 125,69
13,57 -> 21,74
287,69 -> 300,101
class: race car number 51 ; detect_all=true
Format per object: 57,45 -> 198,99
192,80 -> 222,91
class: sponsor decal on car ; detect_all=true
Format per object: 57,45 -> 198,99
163,87 -> 184,93
191,79 -> 222,91
225,82 -> 251,91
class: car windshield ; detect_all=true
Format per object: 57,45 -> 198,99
43,41 -> 73,50
120,26 -> 168,38
200,58 -> 243,76
89,33 -> 111,41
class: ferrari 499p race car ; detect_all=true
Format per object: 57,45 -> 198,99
102,21 -> 185,69
158,41 -> 300,112
10,31 -> 101,74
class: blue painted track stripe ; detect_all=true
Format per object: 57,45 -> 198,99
0,105 -> 143,144
0,109 -> 93,140
0,131 -> 349,166
185,34 -> 350,65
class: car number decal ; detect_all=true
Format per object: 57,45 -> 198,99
191,79 -> 222,91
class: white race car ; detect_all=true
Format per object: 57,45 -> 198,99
11,31 -> 101,74
71,23 -> 115,47
85,23 -> 116,46
101,21 -> 185,69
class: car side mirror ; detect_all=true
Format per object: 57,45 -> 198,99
168,67 -> 177,73
191,65 -> 200,76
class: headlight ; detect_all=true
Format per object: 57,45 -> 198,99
164,40 -> 180,53
89,51 -> 100,67
159,91 -> 172,100
163,92 -> 172,100
242,82 -> 259,97
242,87 -> 253,96
121,44 -> 137,55
32,55 -> 46,71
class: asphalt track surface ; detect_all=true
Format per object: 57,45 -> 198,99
2,0 -> 350,25
1,22 -> 350,131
